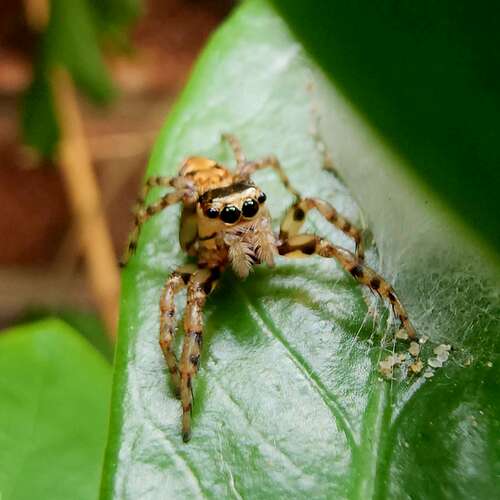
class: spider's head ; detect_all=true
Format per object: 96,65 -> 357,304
198,181 -> 277,277
198,182 -> 267,226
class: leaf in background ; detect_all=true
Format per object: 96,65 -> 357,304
270,0 -> 500,255
0,319 -> 111,500
56,310 -> 114,361
45,0 -> 116,103
88,0 -> 142,43
21,63 -> 59,157
20,309 -> 113,361
101,1 -> 500,498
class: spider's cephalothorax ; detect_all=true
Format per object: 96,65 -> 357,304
121,134 -> 417,442
182,163 -> 277,278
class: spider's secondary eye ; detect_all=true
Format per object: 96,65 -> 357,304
205,207 -> 219,219
220,205 -> 241,223
257,192 -> 267,204
242,199 -> 259,218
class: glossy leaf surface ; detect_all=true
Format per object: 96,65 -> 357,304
102,1 -> 500,498
0,319 -> 111,500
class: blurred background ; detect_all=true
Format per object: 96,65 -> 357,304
0,0 -> 234,353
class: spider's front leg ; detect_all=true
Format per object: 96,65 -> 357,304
120,189 -> 185,267
159,264 -> 198,395
135,175 -> 174,206
121,172 -> 196,267
228,139 -> 364,259
280,198 -> 365,260
179,267 -> 220,442
278,234 -> 417,340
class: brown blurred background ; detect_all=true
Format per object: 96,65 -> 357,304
0,0 -> 233,333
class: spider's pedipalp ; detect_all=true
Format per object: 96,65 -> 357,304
279,234 -> 417,340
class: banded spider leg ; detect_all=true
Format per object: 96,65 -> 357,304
159,263 -> 220,442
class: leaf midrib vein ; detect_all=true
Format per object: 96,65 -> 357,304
234,281 -> 358,449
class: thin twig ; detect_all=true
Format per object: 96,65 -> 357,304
51,68 -> 120,337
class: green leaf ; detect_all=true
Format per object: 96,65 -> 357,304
20,309 -> 113,361
102,1 -> 500,498
44,0 -> 116,103
21,63 -> 59,157
0,319 -> 111,500
88,0 -> 142,36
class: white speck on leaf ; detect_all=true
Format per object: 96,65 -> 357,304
410,359 -> 424,374
428,358 -> 443,368
408,341 -> 420,357
396,329 -> 408,340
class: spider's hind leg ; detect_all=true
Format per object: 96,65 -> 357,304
221,133 -> 246,168
235,154 -> 301,200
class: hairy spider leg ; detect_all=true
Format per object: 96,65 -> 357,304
135,175 -> 174,206
120,190 -> 185,266
221,133 -> 246,168
278,234 -> 416,340
159,263 -> 199,396
221,133 -> 300,200
280,198 -> 365,260
179,267 -> 220,442
236,154 -> 301,200
135,174 -> 196,209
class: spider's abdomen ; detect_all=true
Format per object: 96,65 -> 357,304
179,156 -> 233,194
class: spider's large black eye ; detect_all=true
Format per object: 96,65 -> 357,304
220,205 -> 241,223
242,199 -> 259,218
205,207 -> 219,219
257,192 -> 267,204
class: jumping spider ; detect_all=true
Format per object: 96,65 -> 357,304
121,134 -> 417,442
